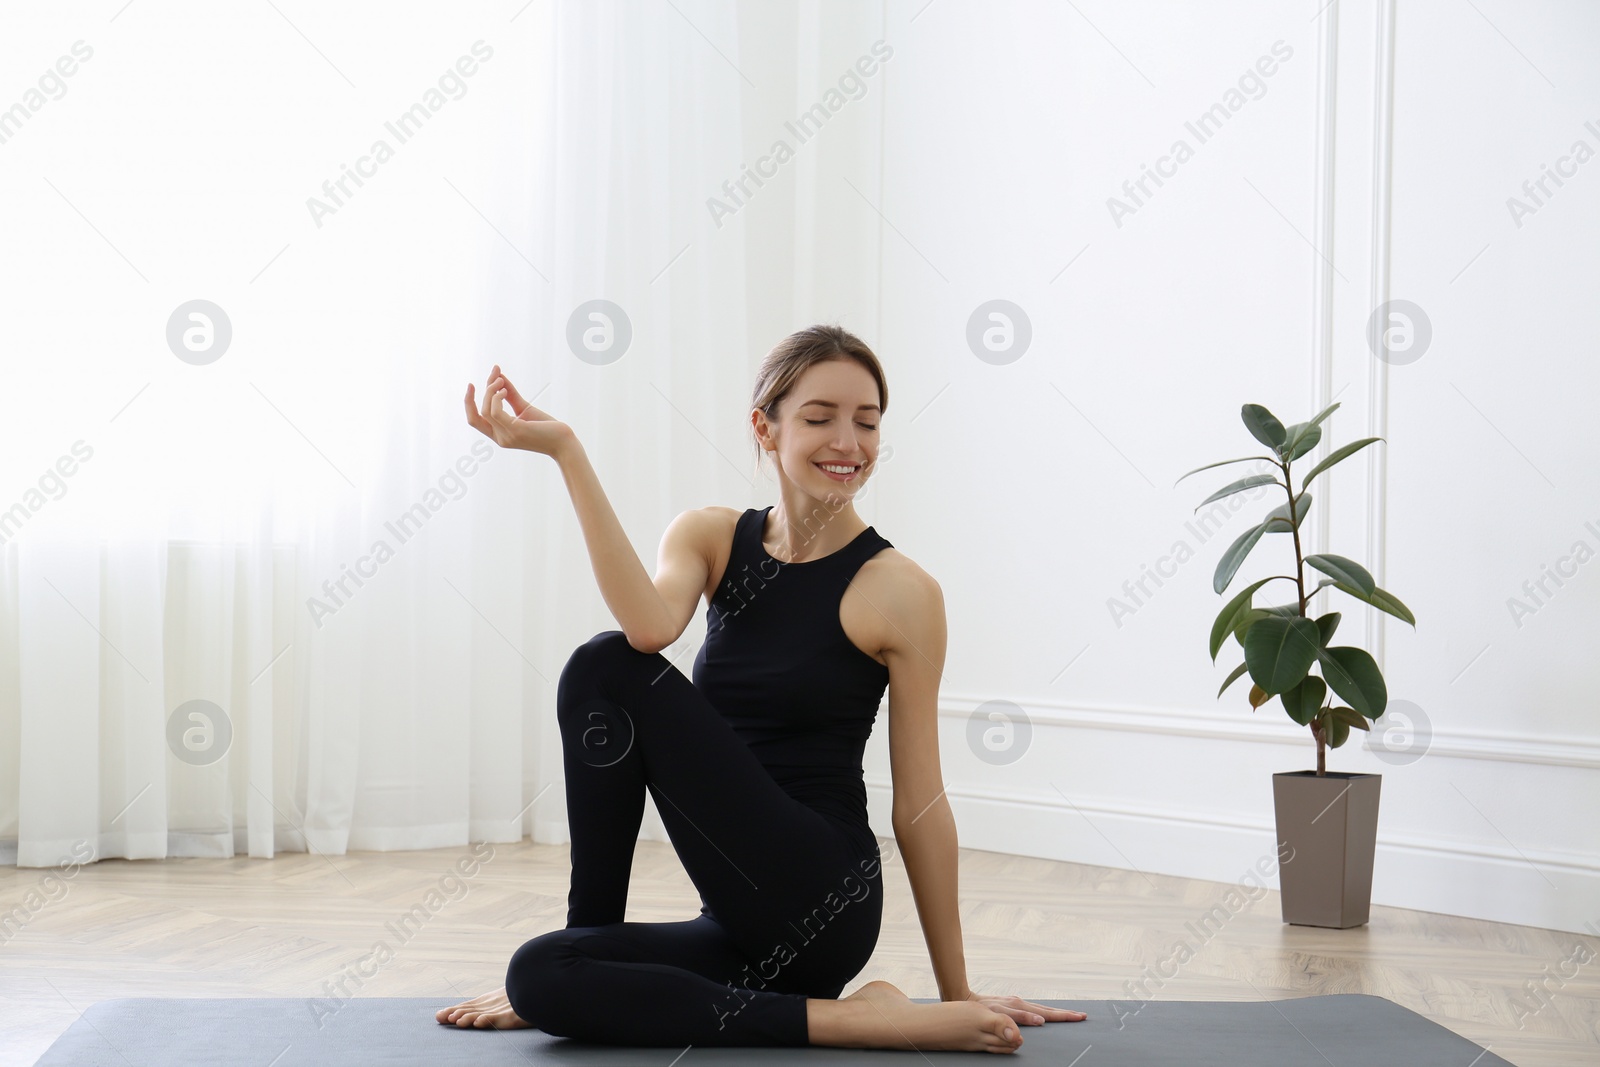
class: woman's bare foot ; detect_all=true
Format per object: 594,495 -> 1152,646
808,979 -> 1024,1053
435,987 -> 531,1030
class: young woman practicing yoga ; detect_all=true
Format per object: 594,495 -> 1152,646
440,325 -> 1086,1051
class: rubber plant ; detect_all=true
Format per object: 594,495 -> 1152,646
1176,401 -> 1417,775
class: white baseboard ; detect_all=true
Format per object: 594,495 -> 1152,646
864,776 -> 1600,935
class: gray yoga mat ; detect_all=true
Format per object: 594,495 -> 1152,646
33,993 -> 1512,1065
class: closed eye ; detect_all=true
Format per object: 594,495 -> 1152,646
806,419 -> 878,430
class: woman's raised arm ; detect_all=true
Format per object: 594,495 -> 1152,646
465,365 -> 672,652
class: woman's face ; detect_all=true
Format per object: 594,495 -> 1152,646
759,359 -> 881,498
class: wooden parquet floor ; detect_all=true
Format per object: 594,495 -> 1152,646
1,837 -> 1594,1065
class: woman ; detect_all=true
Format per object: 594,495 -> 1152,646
439,325 -> 1085,1051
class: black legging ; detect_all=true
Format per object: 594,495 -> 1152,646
504,630 -> 884,1047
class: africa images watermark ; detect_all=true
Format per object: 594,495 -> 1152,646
706,39 -> 893,229
0,440 -> 94,547
1111,839 -> 1296,1029
1509,921 -> 1598,1030
305,40 -> 495,228
0,839 -> 96,948
709,842 -> 893,1031
0,39 -> 94,148
1505,117 -> 1600,230
1107,39 -> 1294,229
1105,459 -> 1279,628
305,439 -> 495,628
307,840 -> 497,1028
1505,518 -> 1600,630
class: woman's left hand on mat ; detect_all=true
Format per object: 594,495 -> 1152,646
966,992 -> 1087,1024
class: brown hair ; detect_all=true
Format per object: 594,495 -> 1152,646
749,324 -> 888,474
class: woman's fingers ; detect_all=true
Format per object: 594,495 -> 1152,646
478,364 -> 543,422
503,378 -> 529,415
490,387 -> 524,441
1020,1002 -> 1085,1022
469,369 -> 568,454
980,996 -> 1086,1024
464,383 -> 487,433
465,381 -> 516,449
481,372 -> 499,420
490,369 -> 531,418
489,376 -> 515,416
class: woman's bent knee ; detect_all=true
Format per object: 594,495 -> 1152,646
558,630 -> 627,706
557,630 -> 666,717
583,629 -> 643,658
559,630 -> 648,690
505,931 -> 577,1034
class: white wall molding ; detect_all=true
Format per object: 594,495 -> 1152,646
1366,0 -> 1398,664
937,692 -> 1600,771
1308,0 -> 1341,600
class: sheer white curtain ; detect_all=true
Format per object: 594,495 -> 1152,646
0,0 -> 868,869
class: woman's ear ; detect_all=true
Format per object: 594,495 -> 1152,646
751,408 -> 776,452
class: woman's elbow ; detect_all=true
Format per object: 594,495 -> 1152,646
625,628 -> 667,655
617,630 -> 656,655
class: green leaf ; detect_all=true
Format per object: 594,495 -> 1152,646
1302,401 -> 1341,434
1300,437 -> 1382,491
1174,455 -> 1277,487
1231,607 -> 1275,648
1323,711 -> 1351,748
1331,582 -> 1416,626
1248,683 -> 1271,709
1306,554 -> 1375,595
1280,675 -> 1327,726
1287,400 -> 1342,461
1314,611 -> 1341,645
1258,582 -> 1337,639
1315,646 -> 1388,719
1262,493 -> 1312,533
1242,404 -> 1286,449
1213,522 -> 1269,595
1243,615 -> 1323,695
1330,705 -> 1370,731
1281,422 -> 1323,461
1256,602 -> 1302,618
1194,474 -> 1281,512
1217,661 -> 1250,698
1209,576 -> 1276,661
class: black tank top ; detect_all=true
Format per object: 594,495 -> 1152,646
691,506 -> 893,841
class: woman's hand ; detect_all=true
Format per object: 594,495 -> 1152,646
964,992 -> 1087,1026
464,364 -> 572,457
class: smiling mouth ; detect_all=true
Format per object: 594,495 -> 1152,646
815,462 -> 860,480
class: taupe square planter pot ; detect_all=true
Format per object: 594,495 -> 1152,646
1272,771 -> 1382,928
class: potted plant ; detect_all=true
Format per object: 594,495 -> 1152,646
1178,401 -> 1416,928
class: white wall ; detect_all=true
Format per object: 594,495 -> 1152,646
853,0 -> 1599,933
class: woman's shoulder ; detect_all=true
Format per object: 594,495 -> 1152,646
858,543 -> 941,606
695,505 -> 750,523
852,544 -> 943,665
676,504 -> 746,535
